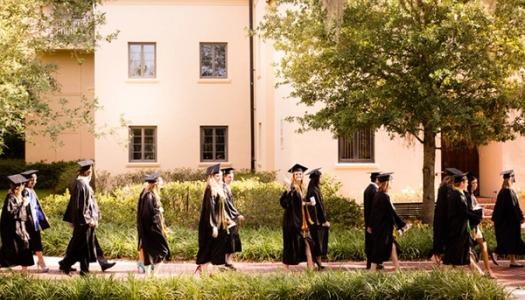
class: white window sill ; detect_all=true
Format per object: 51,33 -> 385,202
197,78 -> 231,84
198,162 -> 231,168
126,162 -> 160,168
125,78 -> 159,84
335,162 -> 379,170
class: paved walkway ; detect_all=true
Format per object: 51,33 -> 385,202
2,257 -> 525,298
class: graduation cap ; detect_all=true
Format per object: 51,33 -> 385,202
144,172 -> 161,183
222,168 -> 235,175
444,168 -> 463,176
453,172 -> 468,183
7,174 -> 29,185
306,168 -> 322,178
78,159 -> 94,172
20,170 -> 38,178
377,172 -> 394,183
369,171 -> 381,181
288,163 -> 308,173
500,169 -> 515,179
206,163 -> 221,176
466,171 -> 477,182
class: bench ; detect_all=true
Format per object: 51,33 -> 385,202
393,202 -> 423,219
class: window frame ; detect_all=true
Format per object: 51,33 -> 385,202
338,128 -> 375,163
199,42 -> 228,79
128,42 -> 157,78
129,126 -> 158,162
200,126 -> 228,162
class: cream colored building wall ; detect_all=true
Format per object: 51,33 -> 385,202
271,81 -> 441,202
479,137 -> 525,198
25,51 -> 95,163
94,0 -> 251,173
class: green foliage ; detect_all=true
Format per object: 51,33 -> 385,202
0,159 -> 77,190
0,271 -> 506,299
0,0 -> 116,153
95,169 -> 277,193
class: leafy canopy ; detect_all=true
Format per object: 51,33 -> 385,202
260,0 -> 525,144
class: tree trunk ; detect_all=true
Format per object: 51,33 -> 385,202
421,129 -> 436,224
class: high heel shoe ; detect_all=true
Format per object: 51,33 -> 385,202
137,261 -> 146,274
37,262 -> 49,273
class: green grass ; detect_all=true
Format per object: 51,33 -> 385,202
0,271 -> 507,299
0,271 -> 510,299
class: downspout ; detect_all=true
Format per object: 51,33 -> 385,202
249,0 -> 255,172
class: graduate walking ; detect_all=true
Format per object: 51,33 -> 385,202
195,164 -> 230,275
222,167 -> 244,270
369,172 -> 408,271
136,173 -> 170,275
491,170 -> 525,268
363,171 -> 380,269
280,164 -> 315,270
306,168 -> 330,270
59,160 -> 115,275
21,170 -> 50,272
0,174 -> 34,271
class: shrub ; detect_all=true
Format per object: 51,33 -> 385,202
94,169 -> 277,193
0,159 -> 78,191
0,271 -> 506,299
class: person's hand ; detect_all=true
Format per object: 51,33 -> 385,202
212,227 -> 218,238
322,221 -> 330,227
238,215 -> 245,222
22,196 -> 30,207
367,227 -> 372,234
309,196 -> 316,206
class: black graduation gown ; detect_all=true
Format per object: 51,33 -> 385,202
137,190 -> 170,265
280,187 -> 313,265
369,191 -> 406,264
432,184 -> 450,255
61,178 -> 99,270
306,185 -> 329,257
491,188 -> 525,255
24,188 -> 50,252
223,184 -> 242,254
442,188 -> 470,266
363,183 -> 377,262
0,192 -> 34,267
196,186 -> 228,265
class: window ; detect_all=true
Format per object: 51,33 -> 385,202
129,127 -> 157,162
338,128 -> 374,163
200,43 -> 227,78
201,126 -> 228,161
128,42 -> 156,78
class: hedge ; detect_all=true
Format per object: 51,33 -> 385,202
0,271 -> 507,299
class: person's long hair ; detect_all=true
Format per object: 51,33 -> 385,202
467,176 -> 478,194
440,175 -> 452,188
207,175 -> 225,199
501,178 -> 511,190
291,174 -> 305,197
378,181 -> 390,193
145,178 -> 163,203
307,174 -> 320,191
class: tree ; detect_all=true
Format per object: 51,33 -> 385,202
0,0 -> 117,153
260,0 -> 525,223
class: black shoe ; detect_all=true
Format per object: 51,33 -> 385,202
58,261 -> 72,275
377,264 -> 384,270
224,263 -> 237,271
510,263 -> 524,268
490,252 -> 499,266
100,261 -> 116,272
79,270 -> 89,276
